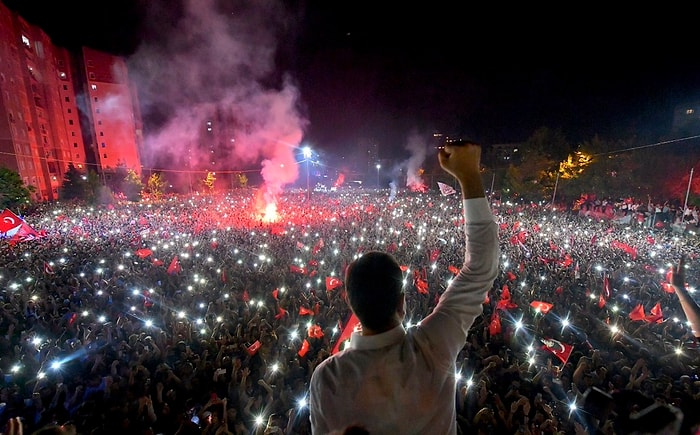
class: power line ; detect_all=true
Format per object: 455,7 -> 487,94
590,135 -> 700,157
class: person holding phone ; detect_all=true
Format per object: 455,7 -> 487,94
309,140 -> 499,434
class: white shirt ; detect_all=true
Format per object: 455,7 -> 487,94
309,198 -> 499,434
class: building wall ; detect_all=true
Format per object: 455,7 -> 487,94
82,47 -> 142,176
0,1 -> 142,201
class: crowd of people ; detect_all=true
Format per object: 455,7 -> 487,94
1,187 -> 699,434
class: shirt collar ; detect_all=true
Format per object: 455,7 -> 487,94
349,324 -> 406,351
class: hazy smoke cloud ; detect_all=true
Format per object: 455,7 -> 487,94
127,0 -> 307,194
403,131 -> 427,189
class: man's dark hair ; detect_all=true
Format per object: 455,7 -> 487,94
345,251 -> 404,331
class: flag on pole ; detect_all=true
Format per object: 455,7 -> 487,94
332,313 -> 360,355
530,300 -> 553,314
167,256 -> 181,275
325,276 -> 343,291
629,304 -> 646,321
540,337 -> 574,364
298,339 -> 310,357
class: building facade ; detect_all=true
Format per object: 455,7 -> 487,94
0,1 -> 141,201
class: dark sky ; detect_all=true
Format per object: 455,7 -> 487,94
5,0 -> 700,157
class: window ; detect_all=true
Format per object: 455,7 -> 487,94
74,143 -> 78,148
65,96 -> 70,102
91,84 -> 97,90
87,60 -> 94,67
100,131 -> 104,136
63,85 -> 68,90
68,120 -> 74,125
76,153 -> 80,158
89,72 -> 95,80
94,97 -> 98,102
21,35 -> 30,48
67,108 -> 72,114
101,142 -> 106,148
103,153 -> 107,159
71,132 -> 75,136
95,108 -> 100,114
98,120 -> 102,125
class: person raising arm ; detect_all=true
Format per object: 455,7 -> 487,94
671,255 -> 700,339
309,140 -> 499,434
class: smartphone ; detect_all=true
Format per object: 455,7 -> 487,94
190,415 -> 200,426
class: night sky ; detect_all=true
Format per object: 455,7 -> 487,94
5,0 -> 700,159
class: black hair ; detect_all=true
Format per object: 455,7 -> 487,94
345,251 -> 404,331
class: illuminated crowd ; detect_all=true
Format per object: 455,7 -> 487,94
1,188 -> 699,434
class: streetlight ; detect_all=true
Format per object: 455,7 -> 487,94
376,163 -> 381,188
302,146 -> 312,200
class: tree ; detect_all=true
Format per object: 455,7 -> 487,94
85,170 -> 113,205
59,163 -> 86,201
0,167 -> 34,210
147,172 -> 166,200
123,169 -> 143,202
203,171 -> 216,193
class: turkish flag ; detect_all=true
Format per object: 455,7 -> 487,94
506,271 -> 517,281
598,293 -> 606,308
541,338 -> 573,364
135,248 -> 153,258
313,238 -> 325,255
299,306 -> 314,316
274,307 -> 288,320
326,276 -> 342,291
497,285 -> 518,310
530,301 -> 553,314
603,275 -> 611,299
414,277 -> 429,295
629,304 -> 646,321
289,264 -> 307,275
646,302 -> 663,324
308,324 -> 324,339
332,313 -> 360,355
246,340 -> 262,356
167,256 -> 181,275
298,339 -> 310,357
448,265 -> 460,275
0,209 -> 22,237
489,311 -> 502,336
429,249 -> 440,263
272,288 -> 279,300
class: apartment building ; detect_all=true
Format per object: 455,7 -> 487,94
0,1 -> 141,201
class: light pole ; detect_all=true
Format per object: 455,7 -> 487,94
303,146 -> 312,200
376,163 -> 381,188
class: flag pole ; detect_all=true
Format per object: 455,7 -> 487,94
684,167 -> 694,213
551,171 -> 560,207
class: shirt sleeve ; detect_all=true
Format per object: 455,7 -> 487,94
418,197 -> 499,360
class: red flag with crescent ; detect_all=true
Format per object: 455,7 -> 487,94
540,338 -> 573,364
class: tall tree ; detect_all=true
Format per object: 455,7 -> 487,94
123,169 -> 143,202
147,173 -> 166,200
0,167 -> 34,210
59,163 -> 86,202
203,171 -> 216,193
